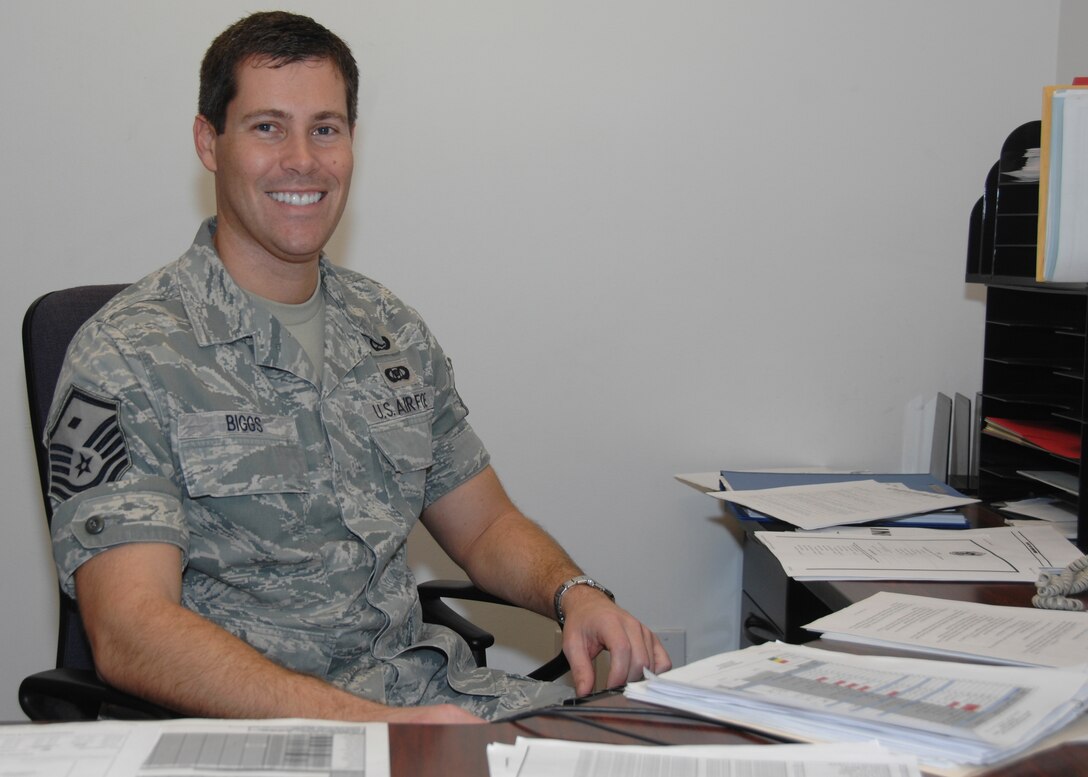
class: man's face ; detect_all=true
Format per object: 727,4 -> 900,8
195,57 -> 354,272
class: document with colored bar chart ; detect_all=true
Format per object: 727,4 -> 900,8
624,642 -> 1088,770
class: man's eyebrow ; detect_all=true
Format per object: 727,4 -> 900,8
239,109 -> 349,124
240,109 -> 290,124
313,110 -> 350,124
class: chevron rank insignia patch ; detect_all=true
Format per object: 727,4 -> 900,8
47,386 -> 131,501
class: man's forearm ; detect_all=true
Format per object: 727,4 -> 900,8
92,600 -> 378,719
75,544 -> 480,723
458,509 -> 585,618
420,467 -> 670,696
420,467 -> 607,620
91,597 -> 482,722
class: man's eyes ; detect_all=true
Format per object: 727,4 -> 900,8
249,123 -> 344,137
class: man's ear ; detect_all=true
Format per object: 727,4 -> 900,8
193,115 -> 219,173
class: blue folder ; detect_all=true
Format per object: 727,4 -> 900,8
718,470 -> 971,528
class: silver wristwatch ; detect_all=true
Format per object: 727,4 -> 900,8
553,575 -> 615,626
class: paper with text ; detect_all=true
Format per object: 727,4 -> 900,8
754,524 -> 1082,581
805,591 -> 1088,668
0,718 -> 388,777
711,479 -> 977,530
625,642 -> 1088,768
486,737 -> 921,777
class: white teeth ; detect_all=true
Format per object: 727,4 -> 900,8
269,191 -> 324,206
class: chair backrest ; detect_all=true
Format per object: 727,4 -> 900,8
23,284 -> 129,671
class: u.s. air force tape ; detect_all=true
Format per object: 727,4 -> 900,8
47,386 -> 131,501
363,386 -> 435,425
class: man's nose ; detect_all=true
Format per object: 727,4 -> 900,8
281,133 -> 319,175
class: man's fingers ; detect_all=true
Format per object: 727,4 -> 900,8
650,631 -> 672,674
565,641 -> 598,696
562,602 -> 670,693
604,640 -> 633,689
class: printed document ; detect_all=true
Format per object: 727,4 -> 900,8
625,642 -> 1088,768
0,718 -> 388,777
805,591 -> 1088,668
711,479 -> 978,530
487,737 -> 921,777
999,495 -> 1078,538
754,524 -> 1082,581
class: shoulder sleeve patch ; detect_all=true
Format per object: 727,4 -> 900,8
47,386 -> 132,501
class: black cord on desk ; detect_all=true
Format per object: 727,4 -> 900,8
499,693 -> 791,747
501,693 -> 734,727
555,705 -> 719,724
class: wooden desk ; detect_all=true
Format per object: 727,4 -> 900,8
390,696 -> 770,776
387,694 -> 1088,777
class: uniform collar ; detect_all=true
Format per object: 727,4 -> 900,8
320,257 -> 395,393
174,218 -> 260,349
174,218 -> 388,389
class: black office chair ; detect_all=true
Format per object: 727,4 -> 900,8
19,284 -> 567,721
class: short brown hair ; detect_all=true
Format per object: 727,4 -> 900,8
199,11 -> 359,134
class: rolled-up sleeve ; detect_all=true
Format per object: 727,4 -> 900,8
422,344 -> 489,508
47,321 -> 187,598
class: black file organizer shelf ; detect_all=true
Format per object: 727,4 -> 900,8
966,121 -> 1043,284
967,121 -> 1088,550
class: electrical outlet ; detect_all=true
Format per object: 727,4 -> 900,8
655,629 -> 686,667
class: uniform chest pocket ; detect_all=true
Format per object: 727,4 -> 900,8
177,412 -> 308,498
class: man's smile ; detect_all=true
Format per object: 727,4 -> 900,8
268,191 -> 325,206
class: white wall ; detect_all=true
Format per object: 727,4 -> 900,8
1059,0 -> 1088,81
0,1 -> 1068,720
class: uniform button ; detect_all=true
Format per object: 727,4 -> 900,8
84,516 -> 105,535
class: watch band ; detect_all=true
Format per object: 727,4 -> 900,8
553,575 -> 615,625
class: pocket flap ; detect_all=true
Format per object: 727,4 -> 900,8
371,415 -> 434,474
178,412 -> 308,497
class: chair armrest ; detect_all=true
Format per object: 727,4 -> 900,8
418,578 -> 508,606
19,668 -> 177,721
416,579 -> 569,681
418,580 -> 498,666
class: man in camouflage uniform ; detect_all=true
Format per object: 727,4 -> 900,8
46,11 -> 669,724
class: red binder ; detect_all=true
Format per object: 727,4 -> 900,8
983,417 -> 1081,461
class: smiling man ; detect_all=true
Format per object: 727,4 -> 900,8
45,11 -> 669,724
194,56 -> 354,301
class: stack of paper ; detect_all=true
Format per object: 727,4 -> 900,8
1004,147 -> 1041,181
711,478 -> 978,531
487,737 -> 922,777
1000,494 -> 1079,538
715,470 -> 973,529
804,591 -> 1088,668
625,642 -> 1088,769
1039,85 -> 1088,282
753,523 -> 1083,581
